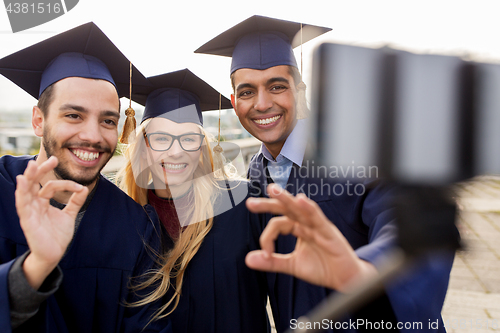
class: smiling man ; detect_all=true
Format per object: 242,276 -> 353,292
0,23 -> 171,333
231,65 -> 299,159
197,15 -> 454,333
35,74 -> 119,190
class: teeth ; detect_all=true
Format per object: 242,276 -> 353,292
254,115 -> 281,125
71,149 -> 99,161
162,163 -> 186,170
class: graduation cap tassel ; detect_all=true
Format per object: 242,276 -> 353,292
296,23 -> 310,120
212,94 -> 225,177
119,62 -> 137,144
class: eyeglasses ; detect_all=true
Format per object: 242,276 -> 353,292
145,132 -> 205,152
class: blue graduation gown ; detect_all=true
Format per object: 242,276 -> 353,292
0,155 -> 172,333
150,181 -> 270,333
248,154 -> 453,333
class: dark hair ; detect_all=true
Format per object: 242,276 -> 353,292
230,65 -> 301,92
37,84 -> 55,116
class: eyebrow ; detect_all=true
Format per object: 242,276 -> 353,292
101,110 -> 120,119
59,104 -> 120,118
267,77 -> 290,86
59,104 -> 86,112
147,130 -> 202,136
235,82 -> 255,92
235,76 -> 290,93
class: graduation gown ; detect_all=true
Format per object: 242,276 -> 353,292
149,181 -> 270,333
248,154 -> 454,333
0,155 -> 172,333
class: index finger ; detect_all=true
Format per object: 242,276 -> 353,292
266,184 -> 323,225
39,180 -> 84,200
245,184 -> 295,215
23,156 -> 59,186
267,184 -> 331,229
246,197 -> 286,215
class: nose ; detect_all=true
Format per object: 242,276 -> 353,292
78,119 -> 104,144
254,90 -> 273,112
167,139 -> 184,157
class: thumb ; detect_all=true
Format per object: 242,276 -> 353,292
245,250 -> 292,274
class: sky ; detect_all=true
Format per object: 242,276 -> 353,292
1,0 -> 500,114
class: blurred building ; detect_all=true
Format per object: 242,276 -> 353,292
0,127 -> 39,156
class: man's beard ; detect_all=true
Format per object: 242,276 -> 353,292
42,133 -> 115,186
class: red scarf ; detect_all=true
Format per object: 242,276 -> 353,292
148,189 -> 193,240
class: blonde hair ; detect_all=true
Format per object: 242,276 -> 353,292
116,119 -> 234,322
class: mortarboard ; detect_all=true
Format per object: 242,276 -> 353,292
195,15 -> 331,74
132,69 -> 232,126
0,22 -> 151,99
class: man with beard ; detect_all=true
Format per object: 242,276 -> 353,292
196,16 -> 454,333
0,23 -> 171,333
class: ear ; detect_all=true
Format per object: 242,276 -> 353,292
32,106 -> 44,137
141,146 -> 149,161
230,94 -> 236,110
144,136 -> 150,148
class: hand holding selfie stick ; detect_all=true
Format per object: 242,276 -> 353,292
288,186 -> 461,333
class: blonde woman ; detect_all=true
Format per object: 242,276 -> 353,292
117,70 -> 269,332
